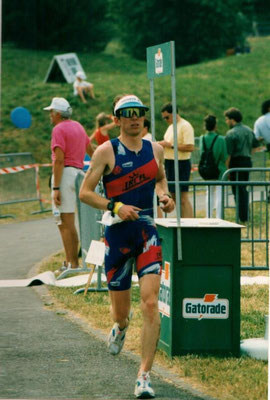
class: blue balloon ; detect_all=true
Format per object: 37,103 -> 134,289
11,107 -> 32,129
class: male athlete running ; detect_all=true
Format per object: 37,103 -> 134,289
79,94 -> 174,399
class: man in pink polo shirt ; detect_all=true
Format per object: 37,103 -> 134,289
44,97 -> 93,270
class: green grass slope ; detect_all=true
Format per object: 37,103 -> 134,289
1,37 -> 270,163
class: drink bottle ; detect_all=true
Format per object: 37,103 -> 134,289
155,48 -> 163,74
53,207 -> 62,225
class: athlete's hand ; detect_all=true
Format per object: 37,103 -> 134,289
118,205 -> 141,221
159,194 -> 175,213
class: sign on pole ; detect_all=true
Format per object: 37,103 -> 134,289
147,42 -> 172,79
44,53 -> 85,84
147,41 -> 182,260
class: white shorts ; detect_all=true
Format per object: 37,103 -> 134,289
74,81 -> 93,96
51,167 -> 82,213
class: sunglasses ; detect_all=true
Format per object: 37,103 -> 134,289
163,116 -> 170,120
118,108 -> 146,118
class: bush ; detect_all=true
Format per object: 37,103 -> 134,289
2,0 -> 112,52
109,0 -> 252,66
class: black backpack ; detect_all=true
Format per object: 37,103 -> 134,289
198,135 -> 220,180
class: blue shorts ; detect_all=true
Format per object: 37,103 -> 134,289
104,215 -> 162,291
165,159 -> 191,192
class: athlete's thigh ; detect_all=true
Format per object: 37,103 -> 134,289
135,216 -> 162,279
109,288 -> 131,319
104,223 -> 134,291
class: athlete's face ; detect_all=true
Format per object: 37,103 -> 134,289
116,109 -> 145,136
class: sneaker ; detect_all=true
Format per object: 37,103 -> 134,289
108,311 -> 133,355
134,372 -> 155,399
55,262 -> 79,274
55,261 -> 69,274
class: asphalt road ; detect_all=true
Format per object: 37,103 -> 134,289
0,218 -> 215,400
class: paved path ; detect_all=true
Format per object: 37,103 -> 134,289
0,218 -> 215,400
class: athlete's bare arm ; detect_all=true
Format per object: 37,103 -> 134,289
152,142 -> 175,213
79,142 -> 113,210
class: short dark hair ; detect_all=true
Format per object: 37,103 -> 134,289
204,115 -> 217,131
161,102 -> 179,114
144,118 -> 151,130
261,100 -> 270,115
224,107 -> 242,123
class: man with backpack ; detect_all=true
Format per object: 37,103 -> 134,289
199,115 -> 228,218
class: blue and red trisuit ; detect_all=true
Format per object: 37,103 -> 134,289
103,138 -> 162,291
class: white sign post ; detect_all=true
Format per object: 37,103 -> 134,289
147,41 -> 182,260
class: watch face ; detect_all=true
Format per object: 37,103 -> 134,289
107,200 -> 114,211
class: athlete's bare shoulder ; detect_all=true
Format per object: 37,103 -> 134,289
92,140 -> 113,161
151,141 -> 164,162
91,140 -> 115,174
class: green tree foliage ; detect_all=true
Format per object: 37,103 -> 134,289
253,0 -> 269,14
109,0 -> 252,66
2,0 -> 112,52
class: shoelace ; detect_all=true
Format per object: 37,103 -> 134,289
141,372 -> 150,386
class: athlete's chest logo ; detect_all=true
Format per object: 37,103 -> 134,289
105,158 -> 158,198
124,171 -> 149,191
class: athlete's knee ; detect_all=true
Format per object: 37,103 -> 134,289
141,296 -> 159,321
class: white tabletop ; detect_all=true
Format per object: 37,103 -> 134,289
155,218 -> 243,229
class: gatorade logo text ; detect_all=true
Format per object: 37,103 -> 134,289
158,262 -> 170,317
183,294 -> 229,320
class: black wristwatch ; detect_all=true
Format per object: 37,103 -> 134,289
107,199 -> 115,215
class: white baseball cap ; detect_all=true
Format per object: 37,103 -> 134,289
43,97 -> 72,113
114,95 -> 149,114
75,71 -> 86,79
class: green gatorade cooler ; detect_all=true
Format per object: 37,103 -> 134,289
156,218 -> 242,357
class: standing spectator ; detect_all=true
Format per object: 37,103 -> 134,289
73,71 -> 95,104
158,102 -> 194,217
79,94 -> 174,399
89,112 -> 116,150
224,107 -> 259,223
142,118 -> 152,141
44,97 -> 93,270
254,99 -> 270,153
199,115 -> 228,218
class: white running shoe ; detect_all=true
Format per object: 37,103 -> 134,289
55,261 -> 69,274
108,311 -> 133,355
134,372 -> 155,399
